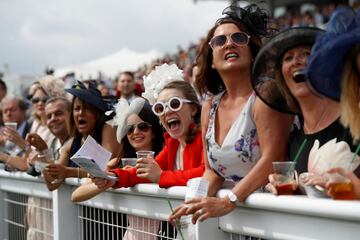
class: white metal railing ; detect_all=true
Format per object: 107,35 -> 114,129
1,167 -> 360,240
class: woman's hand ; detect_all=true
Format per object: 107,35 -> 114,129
136,157 -> 162,183
44,163 -> 66,181
91,172 -> 116,190
26,133 -> 48,151
169,196 -> 236,225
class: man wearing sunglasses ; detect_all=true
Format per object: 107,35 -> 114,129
0,96 -> 32,170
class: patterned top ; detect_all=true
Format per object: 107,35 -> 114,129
206,91 -> 261,183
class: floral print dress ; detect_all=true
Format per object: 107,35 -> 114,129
206,91 -> 261,183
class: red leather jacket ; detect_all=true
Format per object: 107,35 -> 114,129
112,131 -> 205,188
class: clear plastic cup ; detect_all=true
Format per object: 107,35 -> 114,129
272,161 -> 297,195
121,158 -> 138,167
136,151 -> 155,159
4,122 -> 17,130
326,172 -> 355,200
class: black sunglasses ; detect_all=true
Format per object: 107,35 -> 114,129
127,122 -> 152,135
32,96 -> 50,104
209,31 -> 250,49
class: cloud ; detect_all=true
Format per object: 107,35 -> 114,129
0,0 -> 227,75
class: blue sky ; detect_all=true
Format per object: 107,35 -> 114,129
0,0 -> 228,75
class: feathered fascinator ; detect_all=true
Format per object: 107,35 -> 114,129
107,97 -> 146,143
217,3 -> 273,38
142,63 -> 184,105
308,138 -> 360,175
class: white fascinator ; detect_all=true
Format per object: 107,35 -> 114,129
108,98 -> 146,143
308,138 -> 360,175
142,63 -> 184,105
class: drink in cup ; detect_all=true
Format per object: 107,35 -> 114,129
272,161 -> 296,195
327,172 -> 355,200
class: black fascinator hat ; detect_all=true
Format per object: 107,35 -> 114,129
66,81 -> 108,113
252,27 -> 324,114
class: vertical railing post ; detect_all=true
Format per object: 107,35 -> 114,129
0,187 -> 6,240
196,217 -> 228,240
52,182 -> 78,240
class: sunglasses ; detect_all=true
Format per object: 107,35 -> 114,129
152,97 -> 191,116
32,96 -> 50,104
127,122 -> 152,135
209,32 -> 250,50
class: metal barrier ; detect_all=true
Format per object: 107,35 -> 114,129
1,168 -> 360,240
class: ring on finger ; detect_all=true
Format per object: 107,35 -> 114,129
197,209 -> 203,215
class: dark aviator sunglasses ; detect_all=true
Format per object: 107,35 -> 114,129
127,122 -> 152,135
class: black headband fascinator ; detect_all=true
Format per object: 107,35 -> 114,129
217,3 -> 273,38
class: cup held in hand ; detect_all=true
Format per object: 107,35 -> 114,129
136,151 -> 155,159
272,161 -> 297,195
326,172 -> 355,200
4,122 -> 17,130
121,158 -> 137,167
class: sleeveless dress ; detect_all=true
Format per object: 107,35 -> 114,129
206,91 -> 261,184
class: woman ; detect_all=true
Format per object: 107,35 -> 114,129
72,98 -> 166,240
252,25 -> 360,194
93,63 -> 204,189
170,4 -> 291,224
43,81 -> 120,191
305,7 -> 360,199
71,97 -> 164,202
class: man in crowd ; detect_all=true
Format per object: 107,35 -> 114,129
0,96 -> 31,170
116,71 -> 139,103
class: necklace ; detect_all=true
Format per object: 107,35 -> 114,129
303,105 -> 329,134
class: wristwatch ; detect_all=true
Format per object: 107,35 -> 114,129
227,191 -> 238,203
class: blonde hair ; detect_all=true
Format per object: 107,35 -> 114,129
340,44 -> 360,141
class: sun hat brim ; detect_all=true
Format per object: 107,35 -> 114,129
305,8 -> 360,101
66,86 -> 108,113
252,27 -> 324,114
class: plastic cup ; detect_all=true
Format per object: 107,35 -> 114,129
272,161 -> 296,195
136,151 -> 155,159
326,172 -> 355,200
121,158 -> 138,167
4,122 -> 17,130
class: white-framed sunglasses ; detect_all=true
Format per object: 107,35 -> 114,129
152,96 -> 192,116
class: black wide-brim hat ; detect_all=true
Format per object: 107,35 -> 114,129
305,7 -> 360,101
252,27 -> 325,114
66,81 -> 108,113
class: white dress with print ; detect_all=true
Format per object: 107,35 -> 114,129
206,91 -> 261,184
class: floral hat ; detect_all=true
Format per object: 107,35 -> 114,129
252,27 -> 324,114
305,7 -> 360,101
142,63 -> 184,105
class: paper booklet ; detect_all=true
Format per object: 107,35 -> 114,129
70,135 -> 117,180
